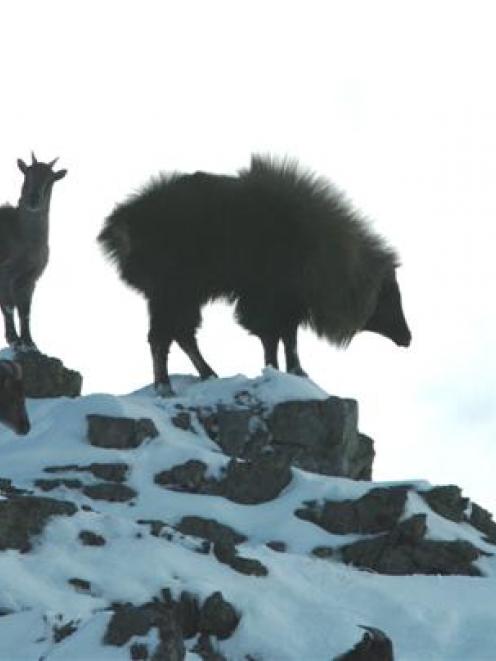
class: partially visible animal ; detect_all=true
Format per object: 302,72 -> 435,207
98,156 -> 411,395
0,360 -> 30,435
0,153 -> 67,351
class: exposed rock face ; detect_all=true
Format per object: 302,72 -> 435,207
295,487 -> 409,534
175,516 -> 247,546
0,495 -> 77,551
87,415 -> 158,449
103,590 -> 240,657
14,351 -> 82,398
155,456 -> 292,504
197,396 -> 374,481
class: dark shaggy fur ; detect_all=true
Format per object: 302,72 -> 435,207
99,156 -> 411,394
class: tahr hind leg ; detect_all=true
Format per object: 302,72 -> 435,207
176,333 -> 217,380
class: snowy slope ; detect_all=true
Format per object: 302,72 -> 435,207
0,370 -> 495,660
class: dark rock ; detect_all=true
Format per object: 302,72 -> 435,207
89,463 -> 129,482
176,591 -> 201,639
267,540 -> 287,552
212,541 -> 268,576
469,502 -> 496,544
104,604 -> 156,646
171,411 -> 192,431
198,396 -> 374,481
334,626 -> 394,661
79,530 -> 106,546
130,643 -> 149,660
312,546 -> 334,559
137,519 -> 174,539
216,409 -> 270,458
82,483 -> 137,502
14,351 -> 82,398
295,487 -> 408,535
421,485 -> 469,522
176,516 -> 246,546
68,578 -> 91,592
0,496 -> 77,552
192,634 -> 226,661
154,460 -> 219,494
222,455 -> 292,504
341,515 -> 485,576
267,397 -> 371,479
52,620 -> 79,644
87,414 -> 158,449
34,478 -> 83,492
230,555 -> 268,577
199,592 -> 240,640
151,609 -> 185,661
0,478 -> 29,496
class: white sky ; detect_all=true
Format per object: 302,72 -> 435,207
1,1 -> 495,510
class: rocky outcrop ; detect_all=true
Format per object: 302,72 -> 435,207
0,495 -> 77,551
14,351 -> 82,398
87,414 -> 158,449
334,626 -> 394,661
195,396 -> 374,481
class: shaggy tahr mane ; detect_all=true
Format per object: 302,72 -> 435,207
99,155 -> 410,395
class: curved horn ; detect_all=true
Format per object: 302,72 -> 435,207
31,151 -> 38,165
48,157 -> 59,168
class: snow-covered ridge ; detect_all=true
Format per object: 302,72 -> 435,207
0,368 -> 495,660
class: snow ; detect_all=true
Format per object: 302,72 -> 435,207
0,369 -> 495,660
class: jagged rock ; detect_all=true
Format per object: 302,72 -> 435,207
88,463 -> 129,482
52,620 -> 79,644
420,485 -> 469,522
82,483 -> 137,502
295,487 -> 408,534
44,462 -> 129,482
14,351 -> 82,398
192,634 -> 226,661
340,514 -> 486,576
334,626 -> 394,661
198,591 -> 240,640
469,502 -> 496,544
213,541 -> 268,577
176,516 -> 246,546
267,540 -> 287,552
79,530 -> 106,546
175,591 -> 201,639
197,396 -> 374,481
171,411 -> 192,431
0,495 -> 77,552
267,397 -> 372,479
222,455 -> 292,504
87,414 -> 158,449
151,610 -> 185,661
154,460 -> 220,494
34,478 -> 83,492
104,604 -> 157,646
103,601 -> 185,659
68,577 -> 91,593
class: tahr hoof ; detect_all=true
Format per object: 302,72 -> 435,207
288,366 -> 308,378
155,382 -> 175,398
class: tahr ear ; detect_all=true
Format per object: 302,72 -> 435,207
53,169 -> 67,181
17,159 -> 28,174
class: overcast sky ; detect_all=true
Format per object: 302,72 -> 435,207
1,1 -> 495,510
